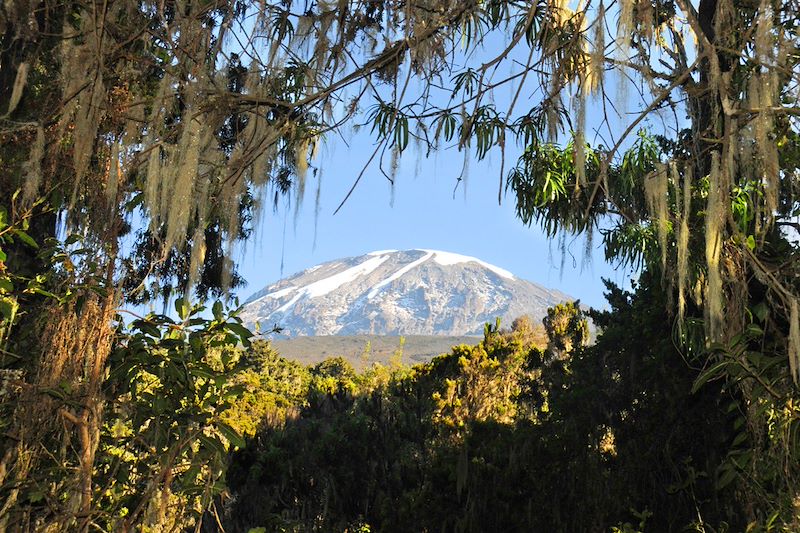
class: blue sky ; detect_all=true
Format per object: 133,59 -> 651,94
234,129 -> 638,310
228,14 -> 663,311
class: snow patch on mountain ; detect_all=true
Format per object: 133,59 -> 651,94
271,254 -> 390,314
423,250 -> 515,279
303,254 -> 389,297
257,286 -> 296,301
367,250 -> 435,299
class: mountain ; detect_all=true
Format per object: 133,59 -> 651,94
240,249 -> 572,336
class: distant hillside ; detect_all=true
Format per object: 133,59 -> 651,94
268,334 -> 482,369
241,249 -> 573,336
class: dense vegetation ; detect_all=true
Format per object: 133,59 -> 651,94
216,280 -> 741,532
0,0 -> 798,530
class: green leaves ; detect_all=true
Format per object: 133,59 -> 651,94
11,229 -> 38,249
216,421 -> 245,449
368,103 -> 410,152
619,131 -> 659,195
227,321 -> 254,347
175,297 -> 191,320
451,68 -> 480,98
394,115 -> 409,152
132,318 -> 162,339
0,206 -> 46,344
468,105 -> 504,160
0,296 -> 19,324
731,181 -> 759,237
507,139 -> 589,235
435,112 -> 459,143
691,358 -> 732,394
102,300 -> 254,521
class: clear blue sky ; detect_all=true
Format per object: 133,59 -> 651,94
230,21 -> 655,311
234,129 -> 637,310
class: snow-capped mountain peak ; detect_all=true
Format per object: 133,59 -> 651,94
421,249 -> 515,279
241,249 -> 571,336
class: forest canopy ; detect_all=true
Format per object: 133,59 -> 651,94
0,0 -> 799,531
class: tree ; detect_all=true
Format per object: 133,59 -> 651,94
1,0 -> 799,529
542,301 -> 588,361
221,295 -> 738,531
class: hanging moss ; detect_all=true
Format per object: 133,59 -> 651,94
615,0 -> 635,114
294,135 -> 310,206
6,61 -> 28,116
22,125 -> 45,206
790,298 -> 800,385
617,0 -> 635,61
705,154 -> 725,343
589,2 -> 605,96
677,165 -> 692,322
164,117 -> 202,252
636,0 -> 654,42
574,91 -> 587,188
71,78 -> 106,198
644,163 -> 669,271
105,140 -> 120,208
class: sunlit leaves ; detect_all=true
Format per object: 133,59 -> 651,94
101,301 -> 253,525
505,130 -> 677,271
601,222 -> 658,271
506,138 -> 598,235
731,181 -> 759,236
619,132 -> 659,196
508,142 -> 569,211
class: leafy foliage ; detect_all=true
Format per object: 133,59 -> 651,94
95,299 -> 252,529
220,283 -> 744,532
0,230 -> 253,532
1,0 -> 800,530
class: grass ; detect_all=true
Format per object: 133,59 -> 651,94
269,335 -> 482,369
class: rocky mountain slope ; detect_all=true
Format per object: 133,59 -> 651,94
241,249 -> 572,336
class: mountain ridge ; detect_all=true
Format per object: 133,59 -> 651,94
240,249 -> 572,336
